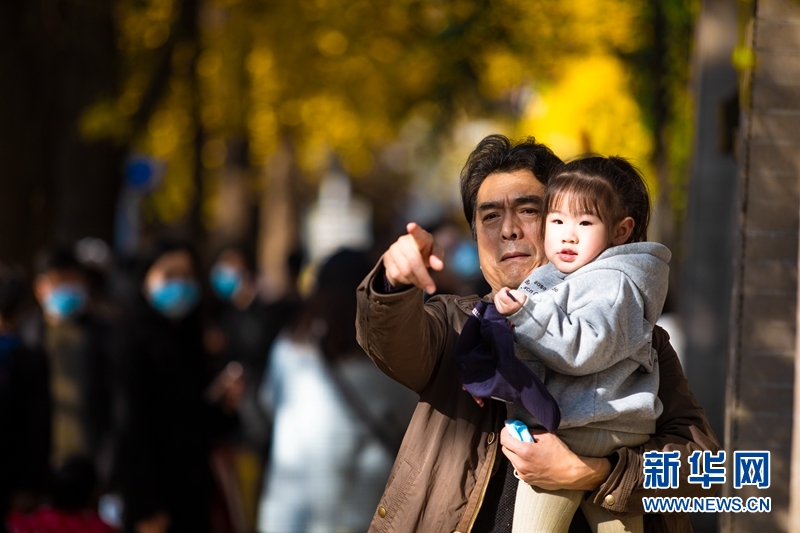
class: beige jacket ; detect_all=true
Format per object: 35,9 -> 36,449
356,261 -> 721,533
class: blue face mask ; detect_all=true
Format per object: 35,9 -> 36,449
43,284 -> 87,320
210,265 -> 242,301
452,240 -> 481,279
147,279 -> 200,319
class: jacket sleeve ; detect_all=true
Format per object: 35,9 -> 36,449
584,326 -> 722,515
508,270 -> 651,376
355,258 -> 456,394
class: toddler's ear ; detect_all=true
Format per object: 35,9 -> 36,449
612,217 -> 635,245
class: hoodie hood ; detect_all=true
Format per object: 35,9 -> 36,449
575,242 -> 671,325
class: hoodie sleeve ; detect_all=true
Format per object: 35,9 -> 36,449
508,269 -> 653,376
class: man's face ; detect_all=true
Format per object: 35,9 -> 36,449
474,169 -> 546,292
34,268 -> 88,323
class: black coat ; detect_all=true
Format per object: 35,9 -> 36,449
0,337 -> 51,526
113,299 -> 230,533
210,296 -> 300,449
20,311 -> 114,472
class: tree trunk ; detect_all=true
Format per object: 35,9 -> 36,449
257,139 -> 298,300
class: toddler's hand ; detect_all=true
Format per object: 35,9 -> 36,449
494,288 -> 526,316
461,386 -> 484,407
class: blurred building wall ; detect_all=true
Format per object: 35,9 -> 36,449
725,0 -> 800,531
0,2 -> 122,268
681,1 -> 740,529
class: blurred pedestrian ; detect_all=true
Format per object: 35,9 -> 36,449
21,246 -> 114,489
112,240 -> 239,533
74,237 -> 122,321
257,249 -> 417,533
206,245 -> 302,532
0,264 -> 50,532
6,457 -> 116,533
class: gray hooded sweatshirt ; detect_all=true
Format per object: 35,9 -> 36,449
508,242 -> 671,435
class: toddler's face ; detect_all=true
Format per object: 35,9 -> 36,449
544,203 -> 610,274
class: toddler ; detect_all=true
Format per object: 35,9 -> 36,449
494,156 -> 670,533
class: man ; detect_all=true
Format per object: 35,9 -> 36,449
23,246 -> 113,488
356,135 -> 720,532
0,264 -> 50,530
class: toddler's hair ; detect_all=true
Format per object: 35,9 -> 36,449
543,156 -> 651,244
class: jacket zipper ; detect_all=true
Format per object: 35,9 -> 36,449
465,436 -> 498,533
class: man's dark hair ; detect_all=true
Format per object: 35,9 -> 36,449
139,238 -> 200,283
34,245 -> 83,276
214,242 -> 258,274
460,135 -> 563,237
545,155 -> 651,244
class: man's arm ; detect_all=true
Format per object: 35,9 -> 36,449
355,222 -> 455,394
356,258 -> 455,394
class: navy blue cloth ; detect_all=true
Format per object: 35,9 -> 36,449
455,301 -> 560,433
0,334 -> 20,406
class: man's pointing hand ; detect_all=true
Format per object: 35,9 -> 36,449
383,222 -> 445,294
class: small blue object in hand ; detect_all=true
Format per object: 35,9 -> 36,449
505,419 -> 534,443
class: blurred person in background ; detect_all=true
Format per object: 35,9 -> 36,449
111,240 -> 241,533
0,264 -> 50,532
257,249 -> 417,533
21,246 -> 114,494
6,457 -> 116,533
74,237 -> 123,321
205,244 -> 302,531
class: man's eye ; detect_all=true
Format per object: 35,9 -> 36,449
483,213 -> 499,221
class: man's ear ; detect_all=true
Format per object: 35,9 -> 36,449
611,217 -> 635,245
